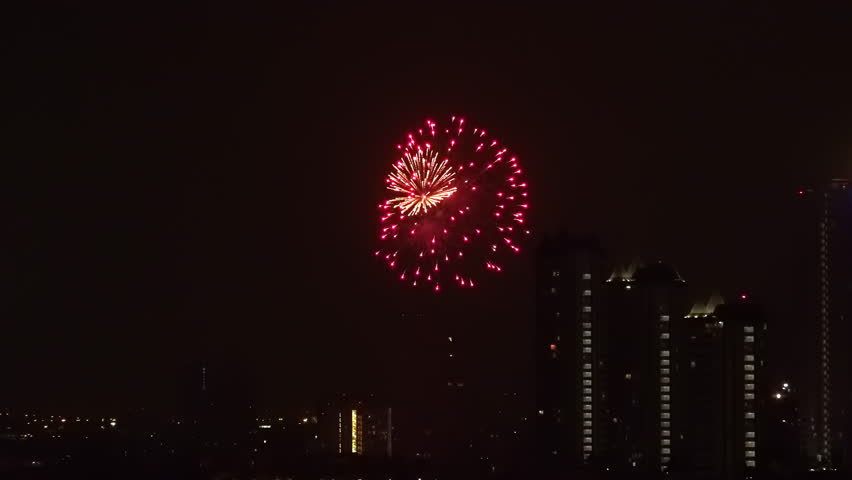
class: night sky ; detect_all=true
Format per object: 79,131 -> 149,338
6,3 -> 852,413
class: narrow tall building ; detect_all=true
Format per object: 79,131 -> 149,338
793,179 -> 852,469
535,235 -> 606,473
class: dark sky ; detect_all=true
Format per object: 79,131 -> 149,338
6,3 -> 852,413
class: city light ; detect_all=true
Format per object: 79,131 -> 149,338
351,409 -> 358,454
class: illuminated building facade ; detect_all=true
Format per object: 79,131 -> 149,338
535,235 -> 607,473
629,263 -> 688,473
331,403 -> 392,457
793,179 -> 852,469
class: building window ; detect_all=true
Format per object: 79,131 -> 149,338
745,374 -> 754,381
583,396 -> 592,402
661,394 -> 670,401
745,383 -> 754,391
583,347 -> 592,353
661,386 -> 670,392
583,331 -> 592,337
583,306 -> 592,313
661,350 -> 670,357
583,380 -> 592,386
583,363 -> 592,370
745,393 -> 755,400
662,413 -> 670,419
583,388 -> 592,394
662,403 -> 670,411
661,377 -> 670,384
745,335 -> 754,343
583,413 -> 592,419
583,289 -> 592,296
746,431 -> 755,438
584,445 -> 592,452
744,364 -> 755,371
661,315 -> 670,322
744,326 -> 754,333
582,273 -> 591,280
745,412 -> 755,419
745,450 -> 755,457
661,332 -> 670,339
552,270 -> 560,278
583,421 -> 592,427
583,372 -> 592,378
662,430 -> 671,437
746,460 -> 756,468
661,359 -> 670,366
745,355 -> 754,361
662,456 -> 671,464
662,439 -> 670,445
583,404 -> 592,411
583,437 -> 592,444
746,441 -> 755,448
661,368 -> 670,375
662,448 -> 671,454
661,422 -> 671,428
583,339 -> 591,345
582,322 -> 592,329
583,429 -> 592,435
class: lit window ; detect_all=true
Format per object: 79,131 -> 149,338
746,460 -> 756,467
662,448 -> 671,454
583,306 -> 592,313
583,363 -> 592,370
661,315 -> 670,321
662,439 -> 670,445
583,290 -> 592,297
582,273 -> 591,280
662,403 -> 670,410
583,339 -> 591,345
745,393 -> 755,400
662,377 -> 670,384
745,450 -> 755,457
744,364 -> 755,371
583,413 -> 592,419
746,431 -> 755,438
583,428 -> 592,435
661,359 -> 670,366
550,287 -> 557,294
583,331 -> 592,337
583,347 -> 592,353
583,372 -> 592,378
662,430 -> 671,437
661,413 -> 670,419
661,332 -> 670,339
745,355 -> 754,361
583,445 -> 592,452
745,335 -> 754,343
661,350 -> 670,357
662,456 -> 670,463
746,441 -> 755,448
661,368 -> 670,375
745,374 -> 754,381
583,437 -> 592,443
661,386 -> 670,392
552,270 -> 560,278
582,323 -> 592,330
583,388 -> 592,394
583,421 -> 592,427
661,421 -> 671,428
583,396 -> 592,402
625,373 -> 632,380
661,394 -> 670,401
744,326 -> 754,333
745,383 -> 754,391
583,405 -> 592,411
745,412 -> 755,419
583,380 -> 592,386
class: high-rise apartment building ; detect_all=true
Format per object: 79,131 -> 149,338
535,235 -> 606,473
793,179 -> 852,469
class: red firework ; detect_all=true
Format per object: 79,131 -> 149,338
376,117 -> 530,291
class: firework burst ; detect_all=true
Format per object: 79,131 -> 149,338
376,117 -> 530,292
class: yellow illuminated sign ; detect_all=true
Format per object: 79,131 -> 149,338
351,409 -> 358,453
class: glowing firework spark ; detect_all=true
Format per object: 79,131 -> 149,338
387,148 -> 457,216
376,117 -> 531,292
